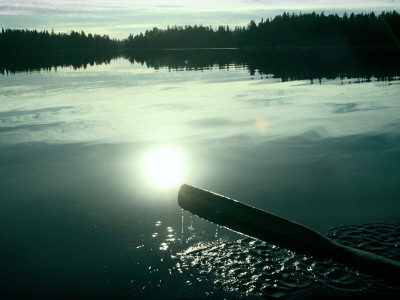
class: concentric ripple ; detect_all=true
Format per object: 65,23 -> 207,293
176,223 -> 400,298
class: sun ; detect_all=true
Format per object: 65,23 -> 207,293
142,146 -> 184,188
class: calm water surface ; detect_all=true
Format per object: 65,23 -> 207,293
1,53 -> 399,298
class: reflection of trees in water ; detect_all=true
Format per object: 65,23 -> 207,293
2,48 -> 400,81
123,49 -> 241,71
2,11 -> 400,78
123,48 -> 400,82
0,51 -> 116,75
0,28 -> 118,75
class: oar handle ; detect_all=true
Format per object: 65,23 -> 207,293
178,184 -> 400,285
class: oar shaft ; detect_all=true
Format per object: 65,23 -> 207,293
178,184 -> 400,285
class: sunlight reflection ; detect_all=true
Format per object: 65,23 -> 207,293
255,116 -> 269,135
141,146 -> 185,188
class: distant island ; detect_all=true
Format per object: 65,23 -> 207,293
1,11 -> 400,78
1,11 -> 399,52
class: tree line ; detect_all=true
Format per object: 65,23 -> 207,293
0,28 -> 118,53
123,11 -> 400,49
1,11 -> 399,53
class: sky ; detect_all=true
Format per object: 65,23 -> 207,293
1,1 -> 399,14
1,0 -> 399,39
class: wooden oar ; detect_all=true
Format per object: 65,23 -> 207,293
178,184 -> 400,285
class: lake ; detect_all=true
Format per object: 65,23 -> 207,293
1,49 -> 399,299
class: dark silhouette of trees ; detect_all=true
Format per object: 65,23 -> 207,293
1,11 -> 399,52
0,29 -> 119,74
122,24 -> 242,49
122,11 -> 400,49
0,28 -> 118,53
122,48 -> 400,82
1,11 -> 400,78
0,50 -> 115,75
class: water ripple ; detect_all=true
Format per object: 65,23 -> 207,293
176,223 -> 400,298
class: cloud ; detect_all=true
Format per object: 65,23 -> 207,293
0,1 -> 131,14
0,1 -> 186,15
2,0 -> 397,15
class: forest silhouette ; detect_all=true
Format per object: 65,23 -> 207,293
1,11 -> 400,79
123,11 -> 400,49
0,29 -> 118,74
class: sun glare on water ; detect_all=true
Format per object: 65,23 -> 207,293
142,146 -> 185,188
